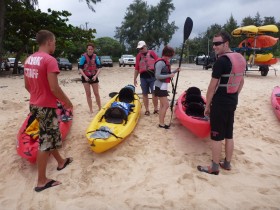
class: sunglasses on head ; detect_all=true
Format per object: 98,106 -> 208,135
213,41 -> 226,46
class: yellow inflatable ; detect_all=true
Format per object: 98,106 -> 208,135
250,53 -> 274,62
86,86 -> 141,153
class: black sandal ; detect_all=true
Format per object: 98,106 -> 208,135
197,165 -> 219,175
144,111 -> 150,116
158,124 -> 170,129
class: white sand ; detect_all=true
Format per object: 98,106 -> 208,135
0,63 -> 280,209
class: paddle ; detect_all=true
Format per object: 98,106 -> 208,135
169,17 -> 193,126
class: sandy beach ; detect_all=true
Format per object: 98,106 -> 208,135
0,62 -> 280,209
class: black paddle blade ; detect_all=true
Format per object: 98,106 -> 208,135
109,92 -> 118,98
184,17 -> 193,42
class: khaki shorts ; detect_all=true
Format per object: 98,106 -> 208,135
30,105 -> 62,151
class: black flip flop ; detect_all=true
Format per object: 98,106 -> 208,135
57,157 -> 73,171
34,180 -> 61,192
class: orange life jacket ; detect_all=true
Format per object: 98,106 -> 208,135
155,58 -> 171,83
83,53 -> 97,76
218,52 -> 246,93
139,50 -> 156,73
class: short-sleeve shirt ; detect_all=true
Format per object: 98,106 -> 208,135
24,52 -> 60,108
212,56 -> 238,105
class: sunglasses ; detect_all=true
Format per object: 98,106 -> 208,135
138,46 -> 146,50
213,41 -> 226,46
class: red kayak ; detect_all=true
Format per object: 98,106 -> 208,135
239,35 -> 279,49
16,101 -> 73,164
271,86 -> 280,120
175,88 -> 210,138
254,57 -> 278,65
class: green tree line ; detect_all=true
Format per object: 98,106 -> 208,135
1,0 -> 279,74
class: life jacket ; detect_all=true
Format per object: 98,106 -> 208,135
111,102 -> 134,117
25,115 -> 39,140
218,52 -> 246,93
139,50 -> 156,73
154,58 -> 171,83
83,53 -> 97,76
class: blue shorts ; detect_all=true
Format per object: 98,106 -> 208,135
210,103 -> 236,141
140,77 -> 156,94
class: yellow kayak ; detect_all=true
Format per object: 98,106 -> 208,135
232,25 -> 258,37
253,53 -> 273,62
232,24 -> 279,37
258,25 -> 279,33
86,86 -> 141,153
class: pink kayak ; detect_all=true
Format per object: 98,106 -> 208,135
16,101 -> 73,164
175,91 -> 210,138
271,86 -> 280,120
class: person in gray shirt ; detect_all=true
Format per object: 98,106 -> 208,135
154,46 -> 180,129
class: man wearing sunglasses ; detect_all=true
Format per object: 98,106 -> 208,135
134,41 -> 159,116
197,31 -> 246,175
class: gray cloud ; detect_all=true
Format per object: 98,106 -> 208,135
38,0 -> 279,47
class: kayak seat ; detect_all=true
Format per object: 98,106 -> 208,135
184,94 -> 206,118
185,86 -> 201,97
185,102 -> 205,117
118,85 -> 135,103
102,107 -> 128,124
185,94 -> 205,105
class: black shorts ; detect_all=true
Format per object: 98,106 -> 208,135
154,86 -> 169,97
81,75 -> 99,84
210,103 -> 236,141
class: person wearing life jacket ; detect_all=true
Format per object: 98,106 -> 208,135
197,31 -> 246,175
134,41 -> 159,116
154,45 -> 180,129
78,43 -> 102,113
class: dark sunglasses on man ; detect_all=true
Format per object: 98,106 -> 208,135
213,41 -> 226,46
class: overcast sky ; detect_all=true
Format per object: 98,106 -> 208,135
38,0 -> 279,48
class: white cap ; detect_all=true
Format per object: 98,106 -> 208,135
136,41 -> 146,49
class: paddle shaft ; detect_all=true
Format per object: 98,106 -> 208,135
169,17 -> 193,126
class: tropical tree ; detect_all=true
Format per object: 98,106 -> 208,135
4,1 -> 96,73
115,0 -> 178,53
0,0 -> 101,66
94,37 -> 123,61
223,14 -> 240,48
